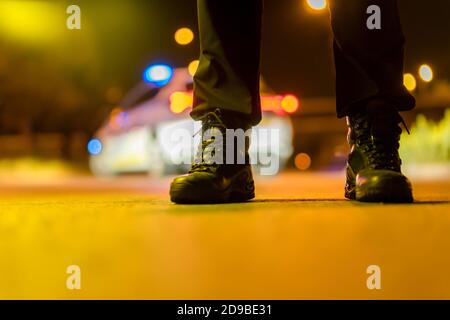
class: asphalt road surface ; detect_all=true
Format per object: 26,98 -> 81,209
1,172 -> 449,299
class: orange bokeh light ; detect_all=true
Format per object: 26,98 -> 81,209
281,95 -> 299,113
295,153 -> 312,170
170,91 -> 193,114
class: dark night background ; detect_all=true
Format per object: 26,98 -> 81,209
0,0 -> 449,142
84,0 -> 450,98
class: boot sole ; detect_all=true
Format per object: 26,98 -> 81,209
170,172 -> 255,204
346,169 -> 414,203
355,178 -> 414,203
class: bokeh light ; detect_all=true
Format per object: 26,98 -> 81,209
105,87 -> 123,104
306,0 -> 327,11
281,95 -> 300,113
87,138 -> 103,156
143,64 -> 173,87
188,60 -> 199,77
419,64 -> 434,82
295,153 -> 312,170
403,73 -> 417,92
170,91 -> 193,114
174,27 -> 194,45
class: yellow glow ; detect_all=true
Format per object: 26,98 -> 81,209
170,91 -> 193,114
188,60 -> 199,77
0,1 -> 63,44
174,27 -> 194,45
295,153 -> 312,170
281,95 -> 300,113
404,73 -> 417,92
419,64 -> 434,83
306,0 -> 327,11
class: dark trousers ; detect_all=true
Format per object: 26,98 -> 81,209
191,0 -> 415,127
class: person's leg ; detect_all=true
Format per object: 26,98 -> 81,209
329,0 -> 415,117
329,0 -> 414,202
192,0 -> 263,128
170,0 -> 263,204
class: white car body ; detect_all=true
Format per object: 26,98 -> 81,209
90,69 -> 294,176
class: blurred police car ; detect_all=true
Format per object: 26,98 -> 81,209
90,66 -> 296,176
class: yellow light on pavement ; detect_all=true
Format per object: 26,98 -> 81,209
174,28 -> 194,46
306,0 -> 327,11
188,60 -> 199,77
419,64 -> 434,82
403,73 -> 417,92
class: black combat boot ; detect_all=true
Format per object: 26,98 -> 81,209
345,99 -> 413,203
170,110 -> 255,204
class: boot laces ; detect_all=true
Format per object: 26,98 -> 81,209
353,112 -> 409,171
189,110 -> 227,174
